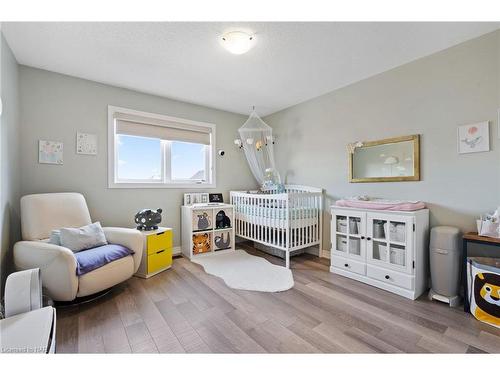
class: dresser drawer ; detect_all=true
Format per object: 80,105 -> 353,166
331,256 -> 366,276
147,230 -> 173,254
147,248 -> 172,274
367,265 -> 413,290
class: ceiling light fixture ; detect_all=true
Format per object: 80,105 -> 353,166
220,31 -> 255,55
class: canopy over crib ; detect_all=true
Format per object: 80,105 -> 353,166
237,110 -> 281,188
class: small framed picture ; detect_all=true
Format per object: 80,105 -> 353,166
457,121 -> 490,154
77,132 -> 97,155
39,140 -> 63,165
184,192 -> 209,205
209,193 -> 224,203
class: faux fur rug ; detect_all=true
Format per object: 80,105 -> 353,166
192,250 -> 294,292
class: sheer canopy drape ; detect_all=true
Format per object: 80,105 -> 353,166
238,111 -> 280,185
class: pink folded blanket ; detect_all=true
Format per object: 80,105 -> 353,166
335,199 -> 426,211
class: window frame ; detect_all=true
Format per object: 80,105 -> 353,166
108,105 -> 216,189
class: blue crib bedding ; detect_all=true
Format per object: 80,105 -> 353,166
235,204 -> 317,220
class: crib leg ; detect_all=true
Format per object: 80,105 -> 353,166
285,251 -> 290,269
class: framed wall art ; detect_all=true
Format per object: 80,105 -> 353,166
39,140 -> 63,165
457,121 -> 490,154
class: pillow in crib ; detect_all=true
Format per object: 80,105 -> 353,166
59,222 -> 108,253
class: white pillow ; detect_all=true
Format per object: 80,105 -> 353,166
59,222 -> 108,253
49,229 -> 61,246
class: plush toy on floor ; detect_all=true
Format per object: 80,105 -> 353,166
135,208 -> 162,231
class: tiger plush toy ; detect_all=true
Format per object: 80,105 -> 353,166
472,272 -> 500,328
192,233 -> 211,254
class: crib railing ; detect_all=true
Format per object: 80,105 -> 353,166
231,191 -> 289,250
230,186 -> 323,253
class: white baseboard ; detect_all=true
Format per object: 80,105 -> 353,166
173,246 -> 182,256
320,249 -> 331,259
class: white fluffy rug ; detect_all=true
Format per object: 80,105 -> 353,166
192,250 -> 294,292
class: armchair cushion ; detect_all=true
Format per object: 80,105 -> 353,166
59,222 -> 107,252
74,244 -> 133,276
102,227 -> 143,273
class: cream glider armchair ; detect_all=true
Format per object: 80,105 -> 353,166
14,193 -> 143,301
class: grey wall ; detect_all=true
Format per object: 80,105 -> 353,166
0,33 -> 21,296
19,67 -> 256,247
265,30 -> 500,251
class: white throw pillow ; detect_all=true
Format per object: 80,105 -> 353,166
49,229 -> 61,246
59,222 -> 108,253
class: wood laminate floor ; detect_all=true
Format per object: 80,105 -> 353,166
56,244 -> 500,353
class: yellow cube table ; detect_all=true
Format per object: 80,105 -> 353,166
135,227 -> 173,278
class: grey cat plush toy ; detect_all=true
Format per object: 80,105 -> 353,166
135,208 -> 162,231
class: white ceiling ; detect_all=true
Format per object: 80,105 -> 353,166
3,22 -> 499,116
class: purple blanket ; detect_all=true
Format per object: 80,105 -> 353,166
74,244 -> 134,276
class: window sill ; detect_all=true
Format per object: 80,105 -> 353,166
108,182 -> 216,189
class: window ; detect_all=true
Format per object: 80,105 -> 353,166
108,106 -> 215,188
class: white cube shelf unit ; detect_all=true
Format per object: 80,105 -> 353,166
330,205 -> 429,300
181,203 -> 235,260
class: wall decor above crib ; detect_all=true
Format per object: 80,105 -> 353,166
234,110 -> 280,186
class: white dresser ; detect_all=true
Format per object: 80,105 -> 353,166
330,206 -> 429,300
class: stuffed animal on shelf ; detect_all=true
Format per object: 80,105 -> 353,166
197,212 -> 211,230
215,210 -> 231,229
192,233 -> 211,254
214,232 -> 231,250
135,208 -> 162,231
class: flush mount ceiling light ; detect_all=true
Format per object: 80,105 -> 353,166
220,31 -> 255,55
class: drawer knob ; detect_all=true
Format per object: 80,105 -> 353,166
361,236 -> 365,239
385,275 -> 390,280
344,263 -> 349,267
367,237 -> 372,241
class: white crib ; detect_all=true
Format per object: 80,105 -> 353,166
230,185 -> 323,268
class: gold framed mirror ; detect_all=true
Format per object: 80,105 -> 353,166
348,134 -> 420,183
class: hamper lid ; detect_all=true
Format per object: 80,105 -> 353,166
430,226 -> 461,251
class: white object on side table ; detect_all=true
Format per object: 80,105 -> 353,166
181,203 -> 235,260
330,206 -> 429,300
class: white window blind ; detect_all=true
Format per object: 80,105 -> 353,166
115,113 -> 211,145
108,106 -> 216,189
